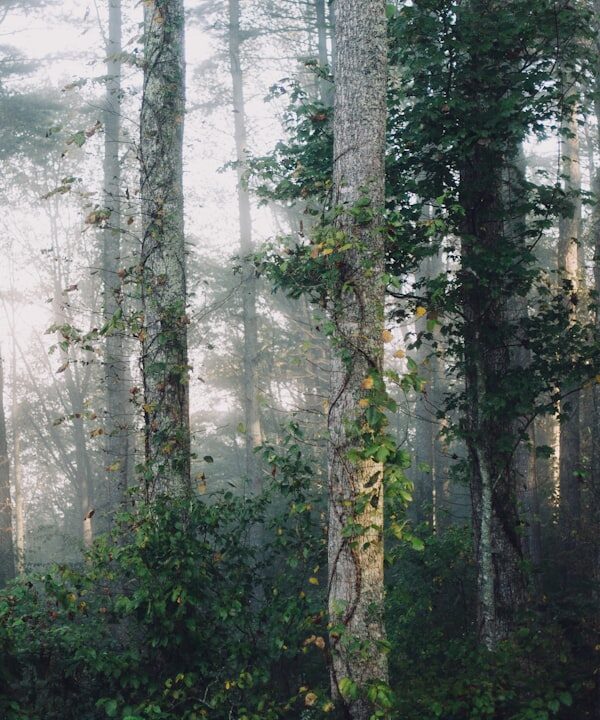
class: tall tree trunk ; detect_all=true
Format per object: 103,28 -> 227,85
460,146 -> 527,650
506,151 -> 542,583
589,8 -> 600,709
427,250 -> 450,531
50,223 -> 95,547
103,0 -> 130,512
413,313 -> 434,527
10,310 -> 24,572
0,351 -> 15,587
140,0 -> 191,498
327,1 -> 389,717
228,0 -> 262,495
558,98 -> 582,543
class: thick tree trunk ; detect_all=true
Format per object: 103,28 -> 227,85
228,0 -> 262,495
103,0 -> 130,511
140,0 -> 191,498
589,13 -> 600,707
0,352 -> 15,587
327,1 -> 389,717
558,100 -> 582,543
506,151 -> 543,583
460,147 -> 526,649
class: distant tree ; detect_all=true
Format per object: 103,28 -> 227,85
0,351 -> 15,587
101,0 -> 131,512
227,0 -> 263,494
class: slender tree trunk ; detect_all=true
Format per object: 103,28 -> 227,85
140,0 -> 191,498
0,351 -> 15,587
228,0 -> 262,495
558,98 -> 582,543
413,313 -> 433,527
10,311 -> 24,573
50,225 -> 95,547
103,0 -> 130,511
327,1 -> 389,717
427,251 -> 450,531
315,0 -> 333,105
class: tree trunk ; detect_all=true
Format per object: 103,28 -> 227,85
460,146 -> 527,649
10,315 -> 24,573
506,151 -> 542,584
50,223 -> 95,547
0,351 -> 15,587
427,251 -> 450,531
228,0 -> 262,495
589,9 -> 600,709
315,0 -> 333,105
557,98 -> 582,544
103,0 -> 130,512
327,1 -> 389,717
140,0 -> 191,498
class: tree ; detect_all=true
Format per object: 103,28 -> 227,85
139,0 -> 191,498
326,0 -> 390,716
102,0 -> 130,511
0,350 -> 15,587
557,92 -> 583,543
228,0 -> 262,494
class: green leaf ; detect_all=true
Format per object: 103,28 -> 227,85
558,692 -> 572,707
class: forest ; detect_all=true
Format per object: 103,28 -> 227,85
0,0 -> 599,718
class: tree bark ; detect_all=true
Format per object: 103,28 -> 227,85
140,0 -> 191,498
103,0 -> 130,512
327,1 -> 389,717
0,351 -> 15,587
228,0 -> 262,495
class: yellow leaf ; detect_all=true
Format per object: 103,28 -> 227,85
322,247 -> 334,256
415,306 -> 427,318
323,702 -> 335,713
308,576 -> 319,586
305,692 -> 318,707
382,329 -> 393,343
394,349 -> 406,359
358,398 -> 370,408
314,636 -> 326,650
361,376 -> 374,390
197,480 -> 207,495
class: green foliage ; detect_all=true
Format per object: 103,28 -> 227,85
0,472 -> 329,720
386,527 -> 589,720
